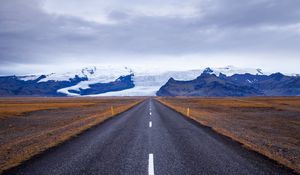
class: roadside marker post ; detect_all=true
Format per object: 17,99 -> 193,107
187,107 -> 190,117
111,106 -> 114,115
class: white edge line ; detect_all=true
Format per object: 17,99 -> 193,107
148,153 -> 154,175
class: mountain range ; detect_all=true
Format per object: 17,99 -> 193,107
157,68 -> 300,96
0,66 -> 299,97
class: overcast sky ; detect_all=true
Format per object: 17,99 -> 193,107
0,0 -> 300,75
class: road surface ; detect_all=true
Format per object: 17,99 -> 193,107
4,98 -> 296,175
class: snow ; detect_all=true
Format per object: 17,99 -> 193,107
87,86 -> 160,96
18,75 -> 40,81
207,65 -> 267,76
38,66 -> 132,83
39,72 -> 79,82
290,73 -> 300,76
38,68 -> 89,83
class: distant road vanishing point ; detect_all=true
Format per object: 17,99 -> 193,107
4,98 -> 296,175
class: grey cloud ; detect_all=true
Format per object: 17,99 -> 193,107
0,0 -> 299,71
194,0 -> 300,27
107,11 -> 130,21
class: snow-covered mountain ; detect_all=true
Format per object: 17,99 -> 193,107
1,65 -> 297,97
157,71 -> 300,97
54,66 -> 133,96
39,66 -> 132,83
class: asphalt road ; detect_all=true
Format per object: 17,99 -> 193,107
4,98 -> 296,175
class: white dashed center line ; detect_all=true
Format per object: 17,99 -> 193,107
150,112 -> 152,116
149,121 -> 152,128
148,154 -> 154,175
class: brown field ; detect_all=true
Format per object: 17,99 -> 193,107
0,97 -> 143,173
157,97 -> 300,173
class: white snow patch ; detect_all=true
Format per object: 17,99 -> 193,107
18,75 -> 40,81
208,65 -> 268,76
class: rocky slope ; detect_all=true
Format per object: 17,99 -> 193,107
157,70 -> 300,96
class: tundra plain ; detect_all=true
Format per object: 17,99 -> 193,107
0,97 -> 142,173
158,97 -> 300,173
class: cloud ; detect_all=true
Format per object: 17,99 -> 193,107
41,0 -> 200,22
0,0 -> 299,74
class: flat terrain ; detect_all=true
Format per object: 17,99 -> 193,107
3,98 -> 296,175
0,97 -> 142,173
158,97 -> 300,173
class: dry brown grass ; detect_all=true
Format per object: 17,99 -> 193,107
0,97 -> 144,173
157,97 -> 300,173
0,101 -> 95,119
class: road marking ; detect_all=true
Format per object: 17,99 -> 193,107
148,154 -> 154,175
149,121 -> 152,128
150,112 -> 152,116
